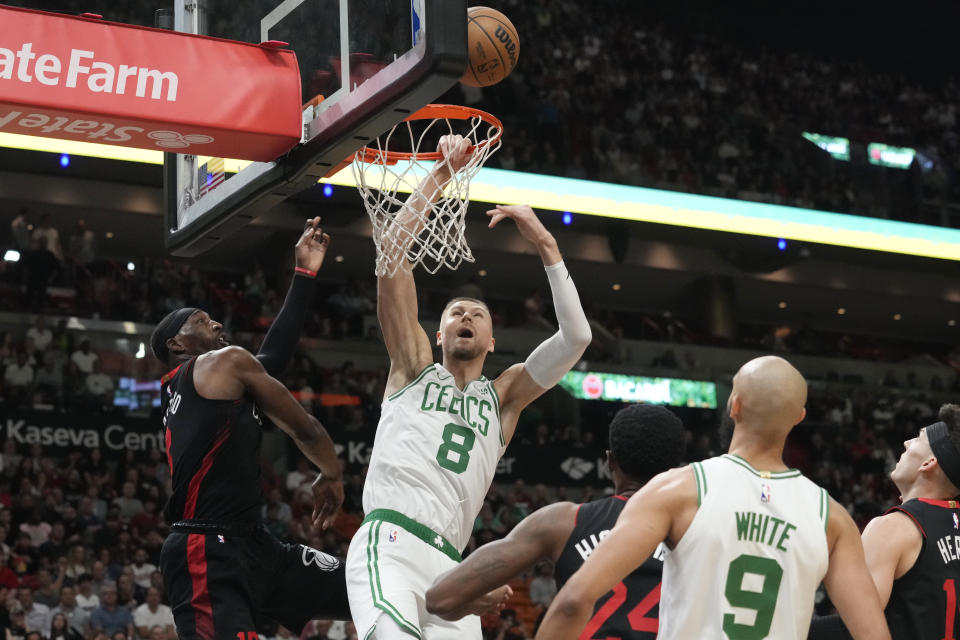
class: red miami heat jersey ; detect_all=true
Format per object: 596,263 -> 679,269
161,357 -> 265,525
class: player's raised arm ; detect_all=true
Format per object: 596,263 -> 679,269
195,346 -> 343,530
820,498 -> 892,640
256,216 -> 330,376
378,135 -> 474,395
535,467 -> 693,640
426,502 -> 577,619
489,205 -> 591,441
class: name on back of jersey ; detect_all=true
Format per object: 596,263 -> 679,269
420,382 -> 493,436
935,535 -> 960,564
735,510 -> 797,551
575,529 -> 666,563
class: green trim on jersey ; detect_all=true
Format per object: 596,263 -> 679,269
487,381 -> 505,446
363,625 -> 376,640
363,508 -> 462,562
820,488 -> 830,532
366,521 -> 422,639
692,461 -> 707,505
386,365 -> 435,402
722,454 -> 802,479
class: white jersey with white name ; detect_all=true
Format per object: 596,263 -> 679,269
363,363 -> 506,551
658,454 -> 830,640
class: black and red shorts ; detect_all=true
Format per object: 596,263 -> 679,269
161,522 -> 350,640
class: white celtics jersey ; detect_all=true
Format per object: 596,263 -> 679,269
658,454 -> 830,640
363,363 -> 506,551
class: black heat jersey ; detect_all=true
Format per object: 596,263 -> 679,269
161,357 -> 264,526
885,498 -> 960,640
554,495 -> 663,639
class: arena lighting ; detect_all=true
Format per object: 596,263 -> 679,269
135,342 -> 146,359
126,262 -> 135,271
59,153 -> 70,168
777,238 -> 787,251
3,134 -> 960,261
322,184 -> 334,198
562,211 -> 572,225
3,250 -> 20,262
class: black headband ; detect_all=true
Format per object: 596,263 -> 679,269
928,421 -> 960,489
150,307 -> 199,363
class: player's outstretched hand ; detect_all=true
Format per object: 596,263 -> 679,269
310,472 -> 344,531
464,585 -> 513,617
486,204 -> 551,245
438,134 -> 473,174
295,216 -> 332,274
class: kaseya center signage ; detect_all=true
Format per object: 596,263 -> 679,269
2,412 -> 163,458
0,6 -> 302,161
559,370 -> 717,408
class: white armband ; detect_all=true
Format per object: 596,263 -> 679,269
524,261 -> 592,389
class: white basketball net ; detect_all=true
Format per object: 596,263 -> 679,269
351,107 -> 502,277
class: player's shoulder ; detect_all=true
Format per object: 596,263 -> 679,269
633,466 -> 697,505
866,506 -> 926,541
197,345 -> 259,374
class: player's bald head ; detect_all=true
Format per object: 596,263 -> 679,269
729,356 -> 807,433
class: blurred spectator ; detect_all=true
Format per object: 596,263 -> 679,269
49,611 -> 85,640
132,588 -> 173,640
25,318 -> 52,353
261,489 -> 292,525
491,609 -> 527,640
7,608 -> 29,640
4,352 -> 34,406
528,562 -> 557,609
33,215 -> 64,264
112,484 -> 143,523
70,340 -> 98,375
89,584 -> 133,637
75,574 -> 100,612
33,567 -> 64,608
38,523 -> 68,564
18,512 -> 51,548
0,551 -> 19,589
129,550 -> 155,592
18,587 -> 50,633
83,361 -> 116,410
11,209 -> 32,253
50,586 -> 89,636
33,352 -> 65,408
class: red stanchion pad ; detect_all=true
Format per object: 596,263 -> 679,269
0,5 -> 302,161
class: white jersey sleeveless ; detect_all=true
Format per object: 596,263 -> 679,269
658,454 -> 830,640
363,363 -> 506,551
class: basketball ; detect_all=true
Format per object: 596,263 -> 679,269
461,6 -> 520,88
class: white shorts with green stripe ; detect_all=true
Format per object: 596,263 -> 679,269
346,519 -> 482,640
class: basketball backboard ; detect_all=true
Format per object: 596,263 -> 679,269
163,0 -> 467,257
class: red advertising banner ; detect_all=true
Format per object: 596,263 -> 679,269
0,6 -> 302,161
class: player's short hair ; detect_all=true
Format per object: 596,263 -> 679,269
442,296 -> 489,316
938,404 -> 960,450
609,404 -> 686,482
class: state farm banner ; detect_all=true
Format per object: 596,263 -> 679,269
2,410 -> 163,459
0,6 -> 302,161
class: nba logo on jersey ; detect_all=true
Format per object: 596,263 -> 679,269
388,529 -> 400,542
760,483 -> 772,503
953,514 -> 958,530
